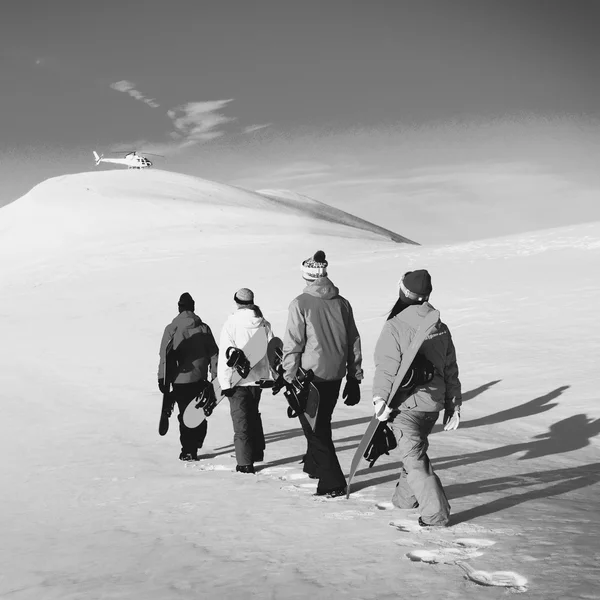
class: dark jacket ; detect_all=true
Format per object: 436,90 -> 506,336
282,277 -> 363,383
158,311 -> 218,384
372,302 -> 461,412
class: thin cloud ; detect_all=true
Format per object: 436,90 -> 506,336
110,80 -> 160,108
243,124 -> 271,134
111,98 -> 239,154
167,100 -> 235,147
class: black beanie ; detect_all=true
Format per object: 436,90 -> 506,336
178,292 -> 195,312
399,270 -> 432,304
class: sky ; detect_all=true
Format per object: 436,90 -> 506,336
1,0 -> 599,241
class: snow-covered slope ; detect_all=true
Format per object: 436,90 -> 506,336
0,170 -> 421,294
1,171 -> 599,600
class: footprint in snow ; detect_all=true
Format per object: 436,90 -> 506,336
405,547 -> 484,564
281,484 -> 313,495
389,518 -> 422,533
457,562 -> 528,592
279,472 -> 310,481
390,519 -> 496,563
259,466 -> 293,476
184,463 -> 232,471
402,538 -> 495,564
377,501 -> 420,513
324,510 -> 375,520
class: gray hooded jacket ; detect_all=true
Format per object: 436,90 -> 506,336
282,277 -> 363,383
372,302 -> 461,412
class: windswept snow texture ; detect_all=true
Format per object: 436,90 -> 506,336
1,169 -> 599,600
257,188 -> 418,245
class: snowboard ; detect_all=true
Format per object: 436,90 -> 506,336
346,308 -> 440,498
158,337 -> 177,436
182,327 -> 269,428
266,337 -> 320,431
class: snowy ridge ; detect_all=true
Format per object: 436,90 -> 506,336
257,188 -> 418,245
0,170 -> 417,288
0,169 -> 416,246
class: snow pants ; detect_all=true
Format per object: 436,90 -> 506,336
301,380 -> 347,494
173,382 -> 208,455
228,386 -> 265,467
389,410 -> 450,526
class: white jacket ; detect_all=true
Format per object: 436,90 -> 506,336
217,307 -> 273,390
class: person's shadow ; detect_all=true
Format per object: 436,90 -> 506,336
349,410 -> 600,495
462,380 -> 502,403
212,415 -> 373,457
436,412 -> 600,470
448,461 -> 600,524
456,385 -> 569,430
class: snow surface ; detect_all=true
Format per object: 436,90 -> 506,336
1,169 -> 599,600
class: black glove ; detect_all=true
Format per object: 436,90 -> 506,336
222,387 -> 236,397
158,378 -> 167,394
343,377 -> 361,406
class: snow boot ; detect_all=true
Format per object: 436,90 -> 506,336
418,517 -> 447,528
314,485 -> 346,498
179,451 -> 198,462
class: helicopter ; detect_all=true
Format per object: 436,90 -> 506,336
93,150 -> 161,169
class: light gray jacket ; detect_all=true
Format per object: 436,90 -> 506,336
282,277 -> 363,383
372,302 -> 461,412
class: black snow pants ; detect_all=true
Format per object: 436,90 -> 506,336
173,382 -> 208,455
301,379 -> 347,494
228,386 -> 266,467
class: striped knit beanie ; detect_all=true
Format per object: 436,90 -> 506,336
301,250 -> 328,281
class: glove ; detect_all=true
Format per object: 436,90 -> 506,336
158,378 -> 167,394
221,387 -> 236,397
343,377 -> 361,406
443,406 -> 461,431
373,397 -> 392,422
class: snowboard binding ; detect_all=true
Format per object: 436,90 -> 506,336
192,381 -> 216,410
399,352 -> 435,390
284,368 -> 315,418
267,351 -> 315,419
265,337 -> 320,432
226,346 -> 251,379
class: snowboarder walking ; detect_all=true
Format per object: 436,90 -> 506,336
218,288 -> 273,474
282,251 -> 363,497
372,270 -> 461,526
158,292 -> 219,461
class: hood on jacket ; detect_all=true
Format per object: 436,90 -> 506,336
175,311 -> 203,329
394,301 -> 439,328
229,306 -> 266,330
303,277 -> 339,300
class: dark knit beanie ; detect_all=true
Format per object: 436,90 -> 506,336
178,292 -> 195,312
399,270 -> 432,304
301,250 -> 328,281
234,288 -> 254,305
